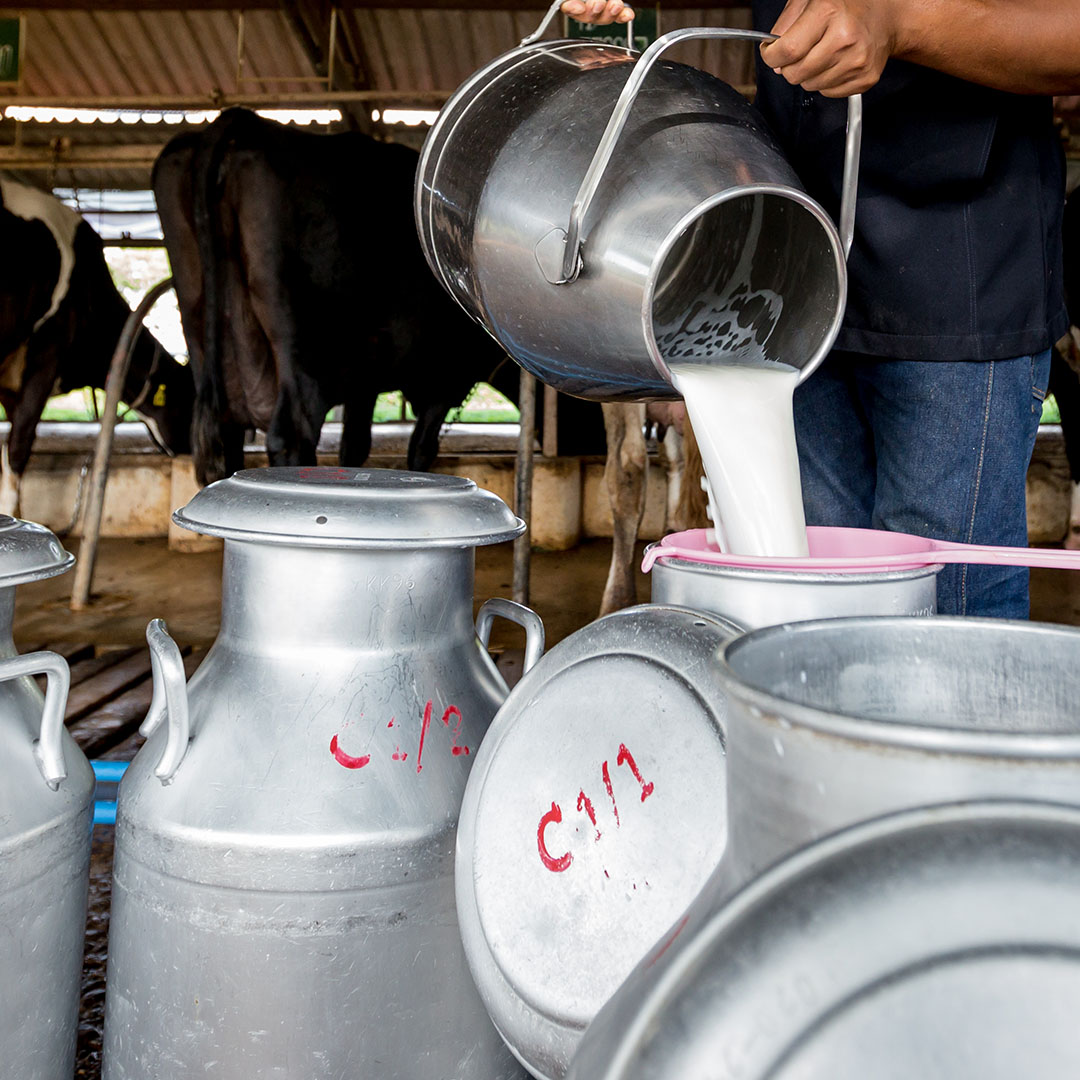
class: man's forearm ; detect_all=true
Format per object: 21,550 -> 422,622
897,0 -> 1080,94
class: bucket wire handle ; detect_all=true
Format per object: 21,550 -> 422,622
476,597 -> 546,674
141,618 -> 190,784
523,0 -> 636,50
552,27 -> 862,283
0,650 -> 72,789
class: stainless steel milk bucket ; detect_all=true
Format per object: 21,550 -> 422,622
568,801 -> 1080,1080
416,9 -> 862,399
102,468 -> 541,1079
716,616 -> 1080,886
0,516 -> 92,1080
649,549 -> 939,628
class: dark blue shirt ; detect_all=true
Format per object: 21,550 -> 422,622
753,1 -> 1068,361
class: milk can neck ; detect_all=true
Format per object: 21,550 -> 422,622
217,542 -> 478,650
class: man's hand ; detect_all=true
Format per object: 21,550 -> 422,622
759,0 -> 902,97
560,1 -> 635,27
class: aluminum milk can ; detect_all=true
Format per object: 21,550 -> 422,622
0,515 -> 93,1080
102,468 -> 541,1079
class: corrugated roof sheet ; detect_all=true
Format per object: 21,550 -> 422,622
0,5 -> 758,190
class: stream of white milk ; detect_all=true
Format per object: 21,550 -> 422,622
671,362 -> 809,557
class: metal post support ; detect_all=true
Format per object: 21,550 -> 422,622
513,369 -> 537,606
69,276 -> 175,611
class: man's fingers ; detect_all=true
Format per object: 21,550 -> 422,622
760,5 -> 828,72
768,0 -> 812,39
561,0 -> 634,25
775,25 -> 883,95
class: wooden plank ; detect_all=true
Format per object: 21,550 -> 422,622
31,643 -> 128,694
44,642 -> 97,666
72,649 -> 203,759
65,649 -> 154,725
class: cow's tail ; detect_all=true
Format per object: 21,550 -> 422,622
190,108 -> 253,484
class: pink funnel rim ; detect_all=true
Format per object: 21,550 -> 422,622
643,526 -> 945,575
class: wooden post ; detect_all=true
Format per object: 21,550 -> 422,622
542,383 -> 559,459
513,369 -> 536,606
69,277 -> 175,611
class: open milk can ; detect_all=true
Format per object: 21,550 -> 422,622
103,468 -> 542,1079
0,516 -> 93,1080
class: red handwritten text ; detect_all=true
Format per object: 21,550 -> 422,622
538,802 -> 572,873
329,734 -> 371,770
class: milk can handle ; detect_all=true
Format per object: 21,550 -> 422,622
0,651 -> 72,789
140,619 -> 190,784
552,26 -> 862,283
475,598 -> 546,674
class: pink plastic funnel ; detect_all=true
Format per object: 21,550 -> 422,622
641,526 -> 1080,575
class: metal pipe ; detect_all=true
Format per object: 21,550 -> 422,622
512,370 -> 536,606
69,276 -> 175,611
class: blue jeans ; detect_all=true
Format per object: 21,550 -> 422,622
793,349 -> 1052,618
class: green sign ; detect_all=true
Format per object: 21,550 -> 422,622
0,18 -> 21,84
567,6 -> 658,52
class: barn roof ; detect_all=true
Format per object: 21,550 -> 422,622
0,2 -> 756,191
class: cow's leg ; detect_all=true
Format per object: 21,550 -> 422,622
659,425 -> 684,532
340,387 -> 379,467
3,361 -> 56,518
0,443 -> 18,518
266,371 -> 326,467
599,402 -> 648,616
407,398 -> 451,473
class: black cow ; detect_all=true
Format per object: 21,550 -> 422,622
0,175 -> 194,516
153,108 -> 514,486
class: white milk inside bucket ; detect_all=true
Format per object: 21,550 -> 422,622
651,191 -> 834,557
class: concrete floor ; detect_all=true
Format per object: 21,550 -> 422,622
13,536 -> 652,654
12,536 -> 1080,657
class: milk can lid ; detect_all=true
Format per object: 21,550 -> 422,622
0,515 -> 74,587
173,466 -> 526,547
455,604 -> 740,1076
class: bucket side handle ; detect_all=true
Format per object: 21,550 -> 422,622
0,650 -> 72,789
476,597 -> 546,674
553,27 -> 863,284
140,618 -> 191,784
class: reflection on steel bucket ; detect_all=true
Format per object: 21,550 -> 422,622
569,802 -> 1080,1080
102,468 -> 539,1080
0,516 -> 93,1080
716,615 -> 1080,885
647,527 -> 940,629
456,605 -> 738,1078
416,11 -> 862,401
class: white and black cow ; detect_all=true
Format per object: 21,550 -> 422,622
153,108 -> 512,486
0,176 -> 194,515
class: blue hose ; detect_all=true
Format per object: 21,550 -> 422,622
92,759 -> 129,827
